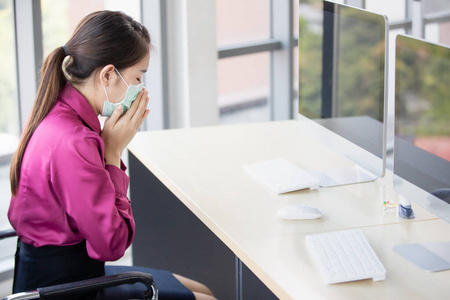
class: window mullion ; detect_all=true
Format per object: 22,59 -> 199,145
13,0 -> 43,132
218,39 -> 282,59
270,0 -> 294,121
141,0 -> 167,130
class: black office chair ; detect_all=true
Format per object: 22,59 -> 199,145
0,229 -> 158,300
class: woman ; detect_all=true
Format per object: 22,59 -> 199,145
8,10 -> 215,300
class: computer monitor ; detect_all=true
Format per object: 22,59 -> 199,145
298,0 -> 388,187
393,34 -> 450,218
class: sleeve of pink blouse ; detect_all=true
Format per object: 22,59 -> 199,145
50,128 -> 135,261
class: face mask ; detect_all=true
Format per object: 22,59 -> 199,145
102,69 -> 144,116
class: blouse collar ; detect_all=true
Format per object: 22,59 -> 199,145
58,83 -> 101,134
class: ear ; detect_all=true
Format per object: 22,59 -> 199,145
99,64 -> 115,87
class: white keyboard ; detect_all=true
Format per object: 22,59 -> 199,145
305,229 -> 386,284
242,158 -> 320,194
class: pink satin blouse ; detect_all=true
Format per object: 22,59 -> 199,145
8,84 -> 135,262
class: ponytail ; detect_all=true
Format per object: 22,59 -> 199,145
10,46 -> 67,196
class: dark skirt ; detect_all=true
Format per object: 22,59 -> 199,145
13,239 -> 195,300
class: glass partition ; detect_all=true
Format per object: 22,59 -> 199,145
394,35 -> 450,201
298,0 -> 388,187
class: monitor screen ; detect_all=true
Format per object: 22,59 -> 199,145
298,0 -> 388,186
394,35 -> 450,204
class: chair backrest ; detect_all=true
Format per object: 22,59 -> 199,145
0,229 -> 17,240
0,229 -> 158,299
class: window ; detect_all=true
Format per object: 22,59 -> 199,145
218,52 -> 271,124
41,0 -> 141,58
216,0 -> 270,46
423,0 -> 450,45
0,0 -> 19,273
216,0 -> 271,124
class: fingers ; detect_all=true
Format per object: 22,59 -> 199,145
123,88 -> 148,119
106,105 -> 123,127
127,89 -> 149,127
138,108 -> 151,127
113,88 -> 149,131
133,94 -> 150,123
133,90 -> 150,120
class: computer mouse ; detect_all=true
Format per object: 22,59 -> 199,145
277,204 -> 322,220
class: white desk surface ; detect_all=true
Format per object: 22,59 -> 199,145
128,120 -> 450,300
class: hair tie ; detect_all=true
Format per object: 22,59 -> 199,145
62,45 -> 69,56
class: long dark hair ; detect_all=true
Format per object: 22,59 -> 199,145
10,10 -> 151,196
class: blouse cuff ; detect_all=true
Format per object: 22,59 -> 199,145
105,164 -> 129,198
120,159 -> 127,172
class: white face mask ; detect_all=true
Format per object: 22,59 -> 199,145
101,69 -> 144,116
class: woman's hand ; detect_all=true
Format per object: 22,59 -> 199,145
101,89 -> 150,168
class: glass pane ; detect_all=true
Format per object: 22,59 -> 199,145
293,0 -> 299,37
216,0 -> 270,46
293,46 -> 299,118
423,0 -> 450,15
0,0 -> 19,137
426,21 -> 450,46
366,0 -> 406,22
298,0 -> 388,181
0,0 -> 20,271
41,0 -> 141,58
294,1 -> 299,98
394,34 -> 450,197
438,22 -> 450,46
218,52 -> 270,124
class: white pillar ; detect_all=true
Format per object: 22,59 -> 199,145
141,0 -> 167,130
165,0 -> 218,128
411,0 -> 424,38
13,0 -> 43,131
270,0 -> 294,120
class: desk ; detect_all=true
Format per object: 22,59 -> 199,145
128,120 -> 450,299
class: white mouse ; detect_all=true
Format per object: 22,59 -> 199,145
277,204 -> 322,220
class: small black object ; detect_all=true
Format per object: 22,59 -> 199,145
399,204 -> 415,219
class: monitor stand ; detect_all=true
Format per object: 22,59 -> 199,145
393,241 -> 450,272
296,116 -> 383,187
309,165 -> 377,187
